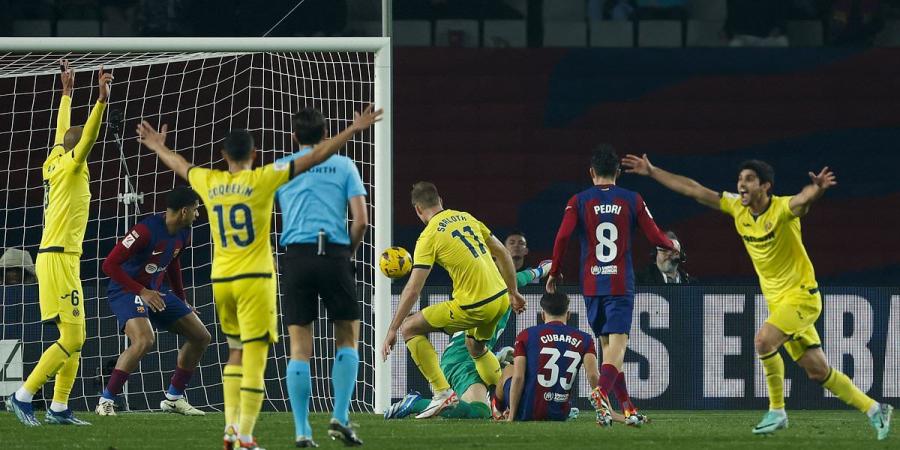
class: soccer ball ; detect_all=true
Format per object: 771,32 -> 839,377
379,246 -> 412,279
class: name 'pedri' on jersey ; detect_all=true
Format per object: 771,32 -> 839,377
512,321 -> 596,421
104,213 -> 190,300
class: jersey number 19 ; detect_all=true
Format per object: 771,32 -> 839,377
213,203 -> 255,247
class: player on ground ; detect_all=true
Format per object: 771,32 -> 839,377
381,182 -> 527,419
494,292 -> 597,421
96,186 -> 210,417
385,236 -> 553,420
621,154 -> 893,439
276,107 -> 369,447
135,104 -> 383,450
547,145 -> 674,427
6,60 -> 111,427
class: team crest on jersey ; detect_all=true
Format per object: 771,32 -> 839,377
136,306 -> 145,314
765,221 -> 773,232
145,263 -> 158,273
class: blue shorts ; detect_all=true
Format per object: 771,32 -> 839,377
108,291 -> 193,332
585,295 -> 634,336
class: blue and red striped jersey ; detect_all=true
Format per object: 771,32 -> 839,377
550,184 -> 673,296
103,213 -> 190,300
512,321 -> 596,421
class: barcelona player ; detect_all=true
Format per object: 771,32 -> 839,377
381,182 -> 527,419
547,145 -> 674,427
135,104 -> 382,450
494,292 -> 597,422
96,186 -> 210,417
622,154 -> 893,440
7,60 -> 112,427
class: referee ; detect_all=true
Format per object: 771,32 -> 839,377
277,107 -> 370,447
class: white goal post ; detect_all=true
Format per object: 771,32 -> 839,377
0,37 -> 393,414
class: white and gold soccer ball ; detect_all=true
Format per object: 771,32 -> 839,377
379,246 -> 412,279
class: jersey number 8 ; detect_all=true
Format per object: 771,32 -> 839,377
595,223 -> 619,263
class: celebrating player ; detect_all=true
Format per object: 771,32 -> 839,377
385,238 -> 553,420
135,104 -> 383,450
275,107 -> 369,447
381,182 -> 527,419
6,60 -> 111,427
96,186 -> 210,417
494,292 -> 598,422
547,145 -> 674,427
622,154 -> 893,439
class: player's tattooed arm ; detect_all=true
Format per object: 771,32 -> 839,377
622,153 -> 720,210
789,166 -> 836,217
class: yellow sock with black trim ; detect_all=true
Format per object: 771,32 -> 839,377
406,336 -> 450,392
22,321 -> 84,399
223,364 -> 243,429
52,352 -> 81,405
473,349 -> 502,387
821,368 -> 877,413
759,350 -> 785,410
238,341 -> 269,438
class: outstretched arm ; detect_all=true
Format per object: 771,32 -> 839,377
622,154 -> 720,210
135,121 -> 194,180
789,167 -> 837,217
54,59 -> 73,146
291,104 -> 384,175
72,67 -> 112,165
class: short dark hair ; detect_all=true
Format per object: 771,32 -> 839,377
223,130 -> 255,161
292,108 -> 326,145
591,144 -> 620,178
738,159 -> 775,193
166,186 -> 199,211
506,230 -> 526,240
540,292 -> 570,316
411,181 -> 441,208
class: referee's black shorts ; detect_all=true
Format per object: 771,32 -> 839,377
280,243 -> 360,325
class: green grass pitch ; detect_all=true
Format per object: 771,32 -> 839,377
0,410 -> 893,449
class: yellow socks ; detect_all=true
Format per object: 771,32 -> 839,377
238,341 -> 269,439
22,321 -> 84,401
822,368 -> 877,413
406,335 -> 450,392
223,364 -> 243,430
759,350 -> 785,410
473,349 -> 502,387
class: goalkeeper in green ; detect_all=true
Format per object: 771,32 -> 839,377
385,233 -> 550,419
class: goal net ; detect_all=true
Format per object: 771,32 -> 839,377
0,38 -> 392,414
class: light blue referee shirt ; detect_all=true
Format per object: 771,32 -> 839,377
276,146 -> 367,246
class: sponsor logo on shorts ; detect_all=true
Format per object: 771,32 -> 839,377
591,265 -> 618,275
137,306 -> 145,314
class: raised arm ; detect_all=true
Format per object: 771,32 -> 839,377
622,154 -> 720,210
485,234 -> 526,314
54,59 -> 73,146
72,67 -> 112,165
789,167 -> 837,217
381,265 -> 430,362
292,104 -> 384,175
136,121 -> 194,180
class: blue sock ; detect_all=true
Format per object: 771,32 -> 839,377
101,389 -> 116,401
331,346 -> 359,425
287,359 -> 312,438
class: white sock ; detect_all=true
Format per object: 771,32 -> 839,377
240,434 -> 253,444
164,392 -> 183,401
50,401 -> 68,413
14,387 -> 34,403
769,408 -> 787,417
867,403 -> 880,418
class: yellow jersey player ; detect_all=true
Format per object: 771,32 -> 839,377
135,104 -> 382,450
7,60 -> 112,427
622,154 -> 893,440
381,182 -> 526,419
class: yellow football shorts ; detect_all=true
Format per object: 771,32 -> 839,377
36,252 -> 84,325
766,286 -> 822,361
213,275 -> 279,345
422,290 -> 510,341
